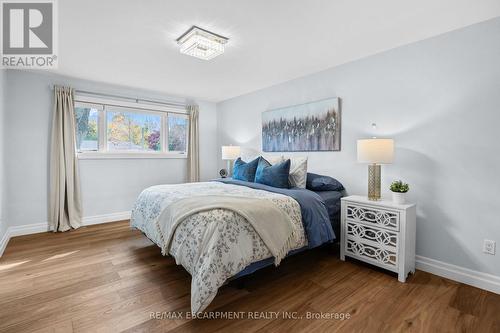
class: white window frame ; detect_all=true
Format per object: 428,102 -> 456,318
74,95 -> 189,159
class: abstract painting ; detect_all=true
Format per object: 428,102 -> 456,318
262,97 -> 341,152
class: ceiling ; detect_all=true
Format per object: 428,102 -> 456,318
57,0 -> 500,102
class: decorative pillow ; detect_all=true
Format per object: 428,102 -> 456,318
306,172 -> 344,192
232,157 -> 260,182
255,157 -> 291,189
286,157 -> 308,188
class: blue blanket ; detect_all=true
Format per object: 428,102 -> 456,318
216,178 -> 336,248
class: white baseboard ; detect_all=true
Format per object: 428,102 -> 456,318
0,211 -> 131,257
416,255 -> 500,294
8,222 -> 50,237
0,227 -> 10,257
82,211 -> 131,226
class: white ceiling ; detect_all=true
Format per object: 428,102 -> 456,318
57,0 -> 500,102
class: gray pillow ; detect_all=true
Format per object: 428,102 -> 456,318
287,157 -> 308,188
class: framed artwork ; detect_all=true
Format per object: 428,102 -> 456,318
262,97 -> 341,152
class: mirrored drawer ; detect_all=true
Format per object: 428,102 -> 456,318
345,238 -> 398,270
346,221 -> 398,249
346,204 -> 400,231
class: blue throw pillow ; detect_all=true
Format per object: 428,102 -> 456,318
233,157 -> 259,182
255,157 -> 291,189
306,172 -> 344,191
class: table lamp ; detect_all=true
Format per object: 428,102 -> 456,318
221,145 -> 241,176
357,138 -> 394,200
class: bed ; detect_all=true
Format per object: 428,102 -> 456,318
130,178 -> 341,313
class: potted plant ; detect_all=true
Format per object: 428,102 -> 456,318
390,180 -> 409,204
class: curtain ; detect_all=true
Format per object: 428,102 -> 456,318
49,86 -> 82,232
187,104 -> 200,182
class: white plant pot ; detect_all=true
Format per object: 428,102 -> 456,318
392,192 -> 407,204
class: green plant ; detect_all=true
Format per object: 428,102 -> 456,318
390,180 -> 409,193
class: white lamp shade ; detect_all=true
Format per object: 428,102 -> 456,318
221,146 -> 241,160
357,139 -> 394,164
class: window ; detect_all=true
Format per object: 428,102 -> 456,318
74,97 -> 189,158
168,114 -> 188,153
75,103 -> 101,152
106,108 -> 162,152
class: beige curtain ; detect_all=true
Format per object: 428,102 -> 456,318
49,86 -> 82,232
187,105 -> 200,182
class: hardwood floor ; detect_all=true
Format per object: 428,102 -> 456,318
0,221 -> 498,333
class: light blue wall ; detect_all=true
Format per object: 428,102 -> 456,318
4,70 -> 218,227
0,69 -> 6,242
217,18 -> 500,276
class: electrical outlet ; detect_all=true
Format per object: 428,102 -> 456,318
483,240 -> 496,255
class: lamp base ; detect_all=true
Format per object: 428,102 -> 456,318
368,164 -> 381,200
227,160 -> 234,177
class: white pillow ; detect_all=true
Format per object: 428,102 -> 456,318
285,156 -> 308,188
239,148 -> 260,162
239,150 -> 283,165
262,154 -> 284,165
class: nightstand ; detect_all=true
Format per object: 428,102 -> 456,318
340,195 -> 416,282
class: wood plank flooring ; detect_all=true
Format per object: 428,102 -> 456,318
0,221 -> 498,332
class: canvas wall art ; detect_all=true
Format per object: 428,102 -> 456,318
262,97 -> 341,152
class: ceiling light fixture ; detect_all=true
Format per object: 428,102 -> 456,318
176,26 -> 228,60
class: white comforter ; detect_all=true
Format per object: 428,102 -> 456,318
130,182 -> 307,312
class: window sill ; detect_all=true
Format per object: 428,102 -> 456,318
77,152 -> 187,160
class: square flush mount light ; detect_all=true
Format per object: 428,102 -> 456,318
176,26 -> 228,60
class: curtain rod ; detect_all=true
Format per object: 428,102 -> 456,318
51,86 -> 187,109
